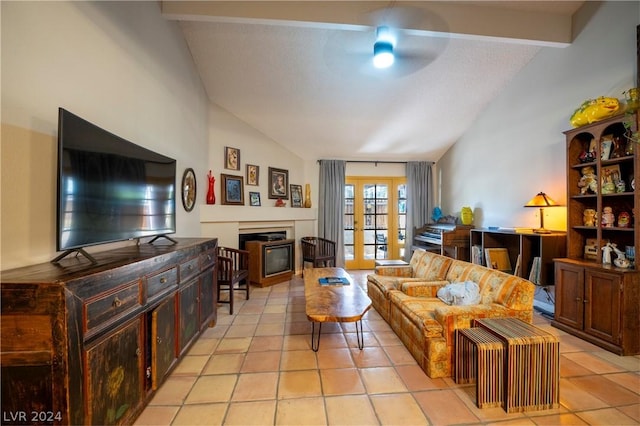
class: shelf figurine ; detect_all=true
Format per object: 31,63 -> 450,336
601,207 -> 615,228
578,166 -> 597,194
583,208 -> 597,226
601,242 -> 614,264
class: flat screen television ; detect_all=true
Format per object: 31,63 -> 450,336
54,108 -> 177,263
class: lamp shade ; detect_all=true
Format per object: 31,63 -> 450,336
524,192 -> 559,233
524,192 -> 559,208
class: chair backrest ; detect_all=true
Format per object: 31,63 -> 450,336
301,237 -> 336,260
217,247 -> 249,282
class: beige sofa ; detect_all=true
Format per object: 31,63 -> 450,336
367,249 -> 535,378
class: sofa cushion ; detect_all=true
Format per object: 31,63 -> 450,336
401,280 -> 449,297
444,260 -> 478,282
373,265 -> 414,277
413,251 -> 453,281
495,275 -> 535,311
367,274 -> 403,292
388,291 -> 444,338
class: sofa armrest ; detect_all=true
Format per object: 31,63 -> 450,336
433,304 -> 512,343
400,280 -> 449,297
374,265 -> 414,277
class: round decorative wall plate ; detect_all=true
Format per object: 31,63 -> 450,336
181,168 -> 196,212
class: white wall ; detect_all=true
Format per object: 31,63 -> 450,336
1,1 -> 209,269
437,2 -> 639,231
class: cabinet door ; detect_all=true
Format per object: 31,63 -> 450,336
179,279 -> 199,353
554,262 -> 584,329
584,269 -> 622,344
151,295 -> 177,390
85,317 -> 143,425
199,269 -> 216,329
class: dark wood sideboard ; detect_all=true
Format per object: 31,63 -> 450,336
1,238 -> 218,425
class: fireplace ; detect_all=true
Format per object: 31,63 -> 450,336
243,236 -> 295,287
239,231 -> 286,250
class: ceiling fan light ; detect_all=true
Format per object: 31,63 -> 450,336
373,41 -> 394,68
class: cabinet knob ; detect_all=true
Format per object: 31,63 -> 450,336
575,297 -> 582,302
112,297 -> 122,308
157,337 -> 162,344
160,277 -> 167,284
136,348 -> 141,357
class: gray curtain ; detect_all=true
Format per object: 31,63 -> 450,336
404,161 -> 434,262
318,160 -> 345,267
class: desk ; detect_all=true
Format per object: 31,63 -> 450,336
304,267 -> 372,351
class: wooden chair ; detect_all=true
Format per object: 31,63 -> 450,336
217,246 -> 250,315
301,237 -> 336,276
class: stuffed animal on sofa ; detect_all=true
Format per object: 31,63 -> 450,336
578,165 -> 598,194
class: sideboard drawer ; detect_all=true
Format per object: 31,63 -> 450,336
147,267 -> 178,300
200,250 -> 216,271
180,257 -> 200,283
84,280 -> 142,338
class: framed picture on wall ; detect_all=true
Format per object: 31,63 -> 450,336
249,191 -> 261,206
290,184 -> 303,207
225,146 -> 240,170
268,167 -> 288,199
221,174 -> 244,205
246,164 -> 259,185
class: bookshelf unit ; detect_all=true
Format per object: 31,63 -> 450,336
552,113 -> 640,356
470,228 -> 566,286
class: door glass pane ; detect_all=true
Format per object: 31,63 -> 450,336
344,241 -> 354,260
362,184 -> 388,260
397,183 -> 406,248
344,184 -> 355,260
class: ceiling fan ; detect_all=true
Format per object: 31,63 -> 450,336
323,4 -> 450,79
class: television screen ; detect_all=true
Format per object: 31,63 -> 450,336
263,244 -> 293,277
56,108 -> 176,252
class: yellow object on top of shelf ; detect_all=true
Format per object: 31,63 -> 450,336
570,96 -> 620,127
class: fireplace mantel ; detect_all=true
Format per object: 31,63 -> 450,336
200,205 -> 316,223
200,205 -> 317,253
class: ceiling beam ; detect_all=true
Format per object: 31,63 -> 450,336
162,1 -> 581,47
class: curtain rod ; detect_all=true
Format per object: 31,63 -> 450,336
317,160 -> 434,165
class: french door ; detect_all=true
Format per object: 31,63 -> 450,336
344,177 -> 406,269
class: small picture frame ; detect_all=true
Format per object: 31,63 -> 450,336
246,164 -> 259,186
484,248 -> 512,273
601,164 -> 622,194
249,191 -> 261,206
268,167 -> 289,199
290,184 -> 303,207
225,146 -> 240,170
221,174 -> 244,205
600,135 -> 613,160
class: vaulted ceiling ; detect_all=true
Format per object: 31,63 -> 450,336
162,1 -> 586,161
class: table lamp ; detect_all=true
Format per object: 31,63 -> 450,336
524,192 -> 559,234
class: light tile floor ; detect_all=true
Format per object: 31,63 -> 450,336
135,271 -> 640,425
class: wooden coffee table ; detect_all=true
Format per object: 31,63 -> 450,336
304,267 -> 372,351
